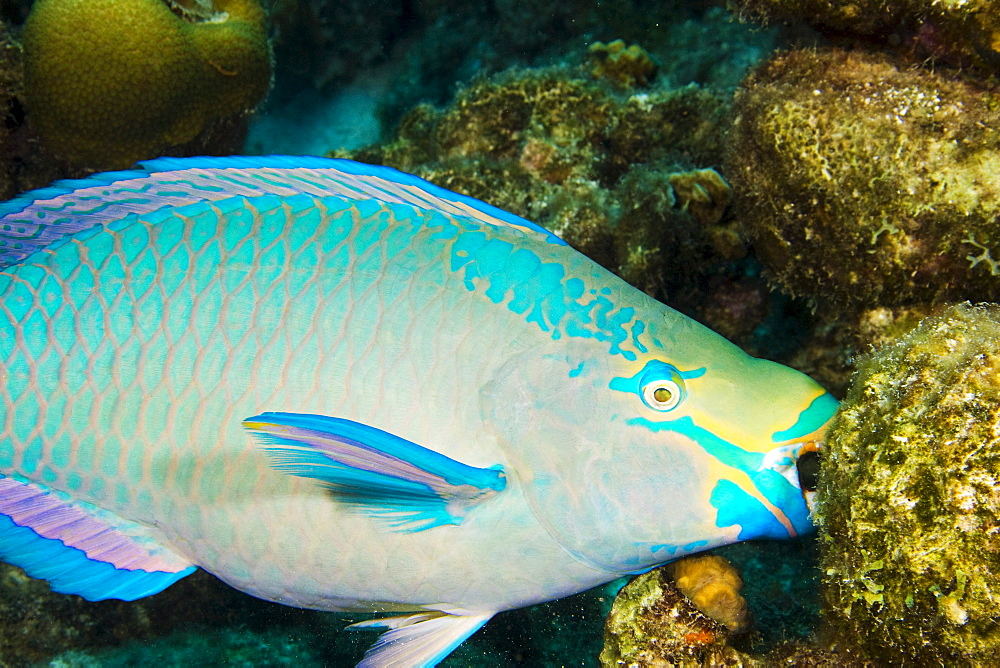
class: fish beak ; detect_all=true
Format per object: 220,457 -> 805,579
797,439 -> 823,515
768,412 -> 833,518
787,412 -> 835,516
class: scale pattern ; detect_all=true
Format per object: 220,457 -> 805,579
0,168 -> 635,611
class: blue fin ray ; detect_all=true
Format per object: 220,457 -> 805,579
243,412 -> 506,531
0,475 -> 195,601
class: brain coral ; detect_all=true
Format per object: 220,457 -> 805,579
818,302 -> 1000,664
727,49 -> 1000,310
23,0 -> 271,169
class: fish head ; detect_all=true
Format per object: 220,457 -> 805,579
481,309 -> 837,575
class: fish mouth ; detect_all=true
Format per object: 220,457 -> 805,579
774,413 -> 834,516
795,438 -> 824,515
782,400 -> 836,514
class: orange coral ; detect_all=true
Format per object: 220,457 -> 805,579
669,554 -> 750,633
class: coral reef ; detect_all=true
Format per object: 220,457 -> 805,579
789,304 -> 935,396
667,555 -> 749,633
731,0 -> 1000,71
0,21 -> 67,200
600,547 -> 876,667
268,1 -> 763,103
817,303 -> 1000,664
588,40 -> 658,89
600,562 -> 751,667
733,0 -> 907,34
267,0 -> 702,117
346,65 -> 738,306
726,49 -> 1000,311
23,0 -> 271,169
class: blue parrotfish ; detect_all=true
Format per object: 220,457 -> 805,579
0,155 -> 837,665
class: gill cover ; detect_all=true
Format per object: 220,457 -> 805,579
482,339 -> 712,574
482,337 -> 835,575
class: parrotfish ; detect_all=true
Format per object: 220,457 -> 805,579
0,156 -> 836,665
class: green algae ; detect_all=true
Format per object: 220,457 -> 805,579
817,302 -> 1000,664
727,49 -> 1000,311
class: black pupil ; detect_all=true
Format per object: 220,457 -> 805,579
796,450 -> 821,492
653,387 -> 672,403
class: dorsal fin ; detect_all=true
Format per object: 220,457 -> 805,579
0,155 -> 563,270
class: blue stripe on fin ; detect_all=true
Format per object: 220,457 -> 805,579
243,412 -> 506,531
0,475 -> 196,601
0,155 -> 562,270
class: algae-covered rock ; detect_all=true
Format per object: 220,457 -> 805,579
23,0 -> 271,170
347,66 -> 738,304
817,302 -> 1000,664
727,49 -> 1000,310
731,0 -> 1000,71
732,0 -> 907,35
600,561 -> 753,667
588,40 -> 658,89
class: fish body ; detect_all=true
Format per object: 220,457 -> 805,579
0,156 -> 836,665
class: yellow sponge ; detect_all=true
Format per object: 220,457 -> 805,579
23,0 -> 270,169
669,554 -> 749,632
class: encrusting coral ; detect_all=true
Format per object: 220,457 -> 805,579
817,302 -> 1000,664
730,0 -> 1000,71
726,49 -> 1000,311
588,40 -> 658,88
600,561 -> 751,667
346,64 -> 738,306
23,0 -> 271,170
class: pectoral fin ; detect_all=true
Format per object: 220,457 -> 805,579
348,611 -> 493,668
243,412 -> 506,531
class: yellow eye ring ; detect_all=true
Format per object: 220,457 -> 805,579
639,363 -> 685,411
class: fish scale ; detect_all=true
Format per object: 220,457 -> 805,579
0,155 -> 838,666
20,192 -> 548,585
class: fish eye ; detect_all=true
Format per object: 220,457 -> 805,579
796,449 -> 821,492
639,364 -> 685,411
